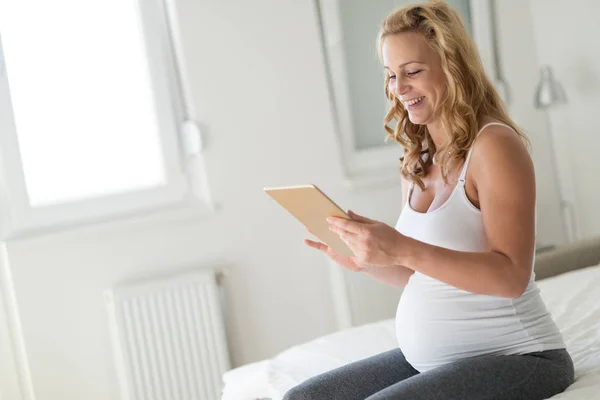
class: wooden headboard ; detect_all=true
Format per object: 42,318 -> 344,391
534,236 -> 600,280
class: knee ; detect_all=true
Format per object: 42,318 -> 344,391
282,385 -> 312,400
282,377 -> 330,400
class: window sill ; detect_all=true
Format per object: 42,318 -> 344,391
4,197 -> 219,242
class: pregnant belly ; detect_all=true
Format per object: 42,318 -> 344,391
395,273 -> 530,371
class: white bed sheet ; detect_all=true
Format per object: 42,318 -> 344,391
222,264 -> 600,400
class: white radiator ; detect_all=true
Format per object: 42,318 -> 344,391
105,269 -> 230,400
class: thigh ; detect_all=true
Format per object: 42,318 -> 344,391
366,349 -> 574,400
282,348 -> 419,400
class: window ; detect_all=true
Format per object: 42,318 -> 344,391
0,0 -> 211,238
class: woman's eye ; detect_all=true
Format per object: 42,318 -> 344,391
407,70 -> 423,77
389,75 -> 396,81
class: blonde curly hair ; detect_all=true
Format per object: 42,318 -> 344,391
377,0 -> 528,189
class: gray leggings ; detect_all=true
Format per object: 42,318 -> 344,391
282,348 -> 574,400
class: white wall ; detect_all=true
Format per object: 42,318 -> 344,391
529,0 -> 600,240
1,0 -> 569,399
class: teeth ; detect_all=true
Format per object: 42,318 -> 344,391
404,96 -> 424,106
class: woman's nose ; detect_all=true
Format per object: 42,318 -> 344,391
393,79 -> 410,97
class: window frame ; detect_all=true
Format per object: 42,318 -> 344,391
0,0 -> 213,239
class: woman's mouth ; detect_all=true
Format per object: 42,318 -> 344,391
403,96 -> 425,109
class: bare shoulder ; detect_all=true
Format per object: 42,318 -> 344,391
470,124 -> 533,174
469,125 -> 535,199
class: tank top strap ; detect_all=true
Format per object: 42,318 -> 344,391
458,122 -> 514,184
406,182 -> 415,206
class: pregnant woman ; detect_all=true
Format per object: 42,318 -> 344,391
285,1 -> 574,399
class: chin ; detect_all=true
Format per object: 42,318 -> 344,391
408,113 -> 429,125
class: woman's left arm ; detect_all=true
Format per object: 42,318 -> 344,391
329,126 -> 536,298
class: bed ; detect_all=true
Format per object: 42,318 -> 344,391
221,236 -> 600,400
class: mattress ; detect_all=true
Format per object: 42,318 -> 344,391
221,263 -> 600,400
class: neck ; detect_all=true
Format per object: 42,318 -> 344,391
426,118 -> 448,150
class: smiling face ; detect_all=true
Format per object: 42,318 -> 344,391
381,32 -> 447,126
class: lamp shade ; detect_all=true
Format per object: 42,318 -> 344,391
534,65 -> 567,109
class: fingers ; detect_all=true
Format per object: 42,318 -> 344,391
304,239 -> 327,252
305,239 -> 339,259
329,223 -> 359,241
327,216 -> 363,234
305,239 -> 361,272
348,210 -> 376,223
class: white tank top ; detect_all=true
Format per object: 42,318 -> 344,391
395,122 -> 565,372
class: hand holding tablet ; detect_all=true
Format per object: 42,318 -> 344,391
264,184 -> 355,257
